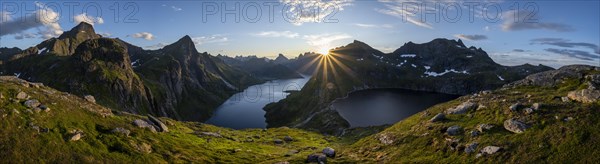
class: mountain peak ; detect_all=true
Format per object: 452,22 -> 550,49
58,22 -> 98,40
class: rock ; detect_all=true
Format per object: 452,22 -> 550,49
307,154 -> 327,163
323,147 -> 335,158
509,103 -> 521,111
561,97 -> 571,102
274,139 -> 284,145
147,115 -> 169,132
0,93 -> 4,99
480,146 -> 502,155
470,130 -> 479,137
524,108 -> 534,115
377,133 -> 394,145
481,90 -> 492,95
446,102 -> 478,114
70,133 -> 82,141
132,119 -> 157,132
504,118 -> 529,133
446,126 -> 462,136
198,132 -> 222,138
283,136 -> 293,142
567,89 -> 600,103
284,150 -> 299,157
133,142 -> 152,154
429,113 -> 445,122
564,117 -> 574,122
84,95 -> 96,103
111,127 -> 131,136
39,105 -> 50,112
465,142 -> 478,153
16,92 -> 28,100
477,124 -> 494,133
531,103 -> 542,110
23,99 -> 41,108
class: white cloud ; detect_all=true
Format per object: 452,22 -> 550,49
74,13 -> 104,25
128,32 -> 155,40
97,32 -> 112,37
192,35 -> 228,45
302,33 -> 352,46
171,6 -> 183,11
14,33 -> 36,40
501,10 -> 573,32
251,31 -> 299,38
279,0 -> 353,25
0,2 -> 63,39
454,34 -> 488,41
355,23 -> 394,28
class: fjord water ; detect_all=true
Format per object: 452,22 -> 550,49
205,76 -> 311,129
333,89 -> 460,128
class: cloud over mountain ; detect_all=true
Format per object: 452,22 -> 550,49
0,2 -> 63,39
454,34 -> 488,41
502,10 -> 574,32
128,32 -> 155,40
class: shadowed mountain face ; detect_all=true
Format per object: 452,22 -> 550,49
265,39 -> 554,134
217,54 -> 303,80
0,23 -> 260,121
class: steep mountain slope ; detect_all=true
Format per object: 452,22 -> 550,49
131,36 -> 262,121
0,23 -> 261,122
0,76 -> 340,163
338,65 -> 600,163
273,53 -> 290,64
265,39 -> 554,134
217,54 -> 303,80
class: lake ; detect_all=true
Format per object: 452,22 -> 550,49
332,88 -> 460,128
205,76 -> 311,129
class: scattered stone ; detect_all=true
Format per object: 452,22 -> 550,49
567,89 -> 600,103
307,154 -> 327,163
531,103 -> 542,110
132,119 -> 157,132
147,115 -> 169,132
70,133 -> 82,141
39,105 -> 50,112
377,133 -> 394,145
274,139 -> 284,145
429,113 -> 445,122
465,142 -> 479,153
132,142 -> 152,154
477,124 -> 495,133
564,117 -> 574,122
446,126 -> 462,136
509,103 -> 521,111
481,90 -> 492,95
0,93 -> 4,99
323,147 -> 336,158
283,136 -> 293,142
23,99 -> 41,108
111,127 -> 131,136
524,108 -> 534,115
561,97 -> 571,102
84,95 -> 96,103
504,118 -> 529,133
470,130 -> 479,137
198,132 -> 222,138
480,146 -> 502,155
446,102 -> 478,114
16,92 -> 28,100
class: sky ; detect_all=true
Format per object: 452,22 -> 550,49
0,0 -> 599,68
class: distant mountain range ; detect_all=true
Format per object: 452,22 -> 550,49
216,54 -> 303,80
265,39 -> 554,134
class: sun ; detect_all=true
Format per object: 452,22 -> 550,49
318,47 -> 331,56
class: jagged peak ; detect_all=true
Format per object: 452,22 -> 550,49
58,22 -> 98,40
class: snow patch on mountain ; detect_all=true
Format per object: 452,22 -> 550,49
400,54 -> 416,58
424,69 -> 469,77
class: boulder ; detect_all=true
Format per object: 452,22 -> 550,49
23,99 -> 41,108
465,142 -> 478,153
531,103 -> 542,110
147,115 -> 169,132
16,91 -> 28,100
480,146 -> 502,155
198,132 -> 222,138
274,139 -> 284,145
323,147 -> 335,158
84,95 -> 96,103
446,102 -> 478,114
111,127 -> 131,136
377,133 -> 394,145
307,154 -> 327,163
470,130 -> 479,137
283,136 -> 293,142
132,119 -> 157,132
509,103 -> 521,111
477,124 -> 495,133
446,126 -> 462,136
69,133 -> 82,141
524,108 -> 534,115
39,105 -> 51,112
567,89 -> 600,103
429,113 -> 445,122
504,119 -> 529,133
561,97 -> 571,102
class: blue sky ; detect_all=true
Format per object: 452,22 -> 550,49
0,0 -> 598,68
